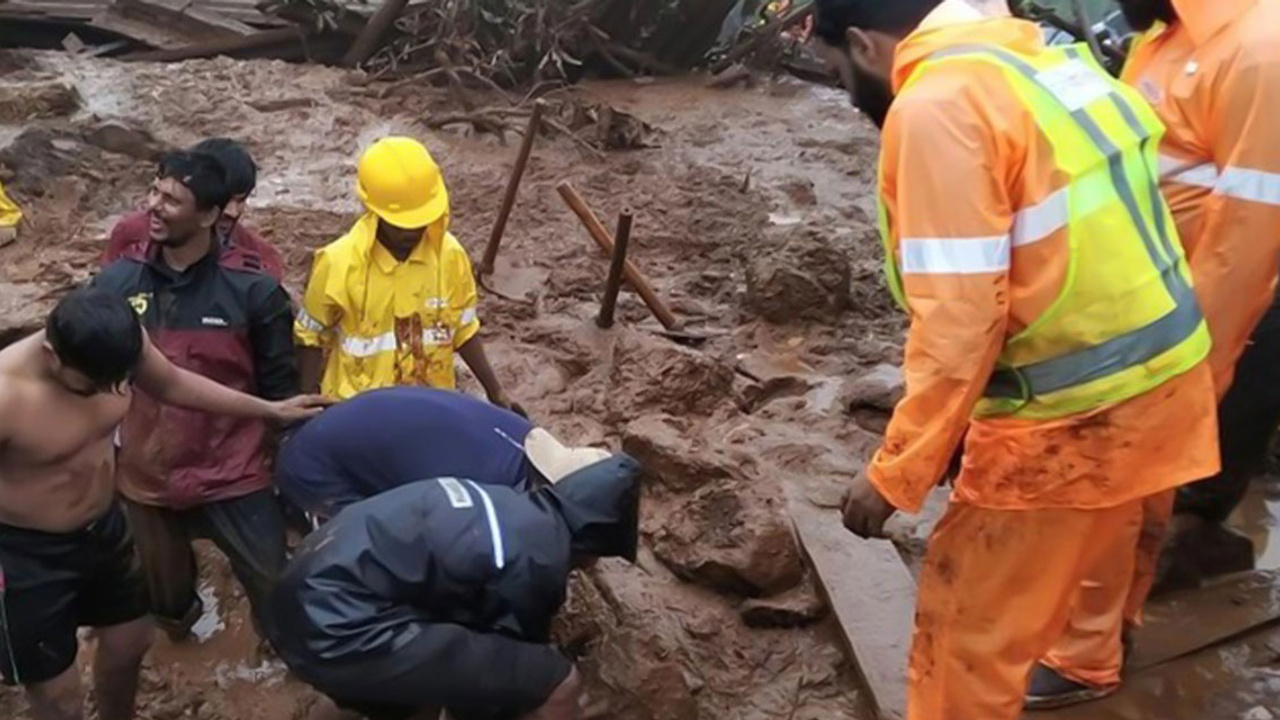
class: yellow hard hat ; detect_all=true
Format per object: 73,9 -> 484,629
356,137 -> 450,229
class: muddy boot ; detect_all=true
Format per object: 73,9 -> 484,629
156,598 -> 203,643
1024,663 -> 1118,710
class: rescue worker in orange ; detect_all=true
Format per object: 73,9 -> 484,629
814,1 -> 1220,718
295,137 -> 518,411
1032,0 -> 1280,707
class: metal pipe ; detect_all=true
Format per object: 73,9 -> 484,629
597,208 -> 634,329
480,100 -> 546,276
556,182 -> 681,331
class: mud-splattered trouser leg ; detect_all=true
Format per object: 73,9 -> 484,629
907,499 -> 1144,720
124,491 -> 287,640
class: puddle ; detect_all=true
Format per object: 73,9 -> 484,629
1229,476 -> 1280,572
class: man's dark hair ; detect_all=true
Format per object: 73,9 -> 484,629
814,0 -> 941,46
191,138 -> 257,198
46,287 -> 144,393
156,150 -> 232,212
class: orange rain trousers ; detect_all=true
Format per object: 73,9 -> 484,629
1040,490 -> 1175,687
909,499 -> 1144,720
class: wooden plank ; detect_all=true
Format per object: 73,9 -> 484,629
1128,568 -> 1280,671
122,26 -> 307,61
789,494 -> 914,720
114,0 -> 256,37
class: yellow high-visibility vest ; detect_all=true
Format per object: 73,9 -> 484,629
882,43 -> 1210,420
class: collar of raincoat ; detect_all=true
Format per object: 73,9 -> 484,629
349,211 -> 451,271
890,0 -> 1042,94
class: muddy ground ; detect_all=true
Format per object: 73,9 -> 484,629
2,47 -> 1279,720
0,49 -> 900,720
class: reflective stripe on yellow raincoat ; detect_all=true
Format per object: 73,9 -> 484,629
0,181 -> 22,229
294,213 -> 480,400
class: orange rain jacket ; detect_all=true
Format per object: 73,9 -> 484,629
866,10 -> 1220,514
1123,0 -> 1280,396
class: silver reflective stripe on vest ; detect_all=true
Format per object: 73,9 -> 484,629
927,45 -> 1204,400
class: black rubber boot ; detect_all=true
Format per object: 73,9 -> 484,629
1024,663 -> 1118,711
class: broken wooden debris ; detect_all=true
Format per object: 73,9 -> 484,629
1129,569 -> 1280,671
114,0 -> 258,38
122,26 -> 312,62
709,2 -> 815,74
557,182 -> 680,332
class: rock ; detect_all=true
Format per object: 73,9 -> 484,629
85,121 -> 166,161
739,577 -> 829,628
843,363 -> 903,434
0,282 -> 54,349
612,331 -> 735,416
843,363 -> 904,411
649,478 -> 804,596
0,81 -> 81,124
1243,707 -> 1275,720
745,228 -> 851,323
622,413 -> 748,492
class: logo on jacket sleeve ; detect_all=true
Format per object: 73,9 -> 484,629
436,477 -> 474,509
126,292 -> 152,315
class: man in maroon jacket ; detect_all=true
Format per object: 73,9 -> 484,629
94,149 -> 296,641
102,138 -> 285,282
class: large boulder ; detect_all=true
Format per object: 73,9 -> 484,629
622,413 -> 753,492
611,332 -> 735,417
745,228 -> 851,323
648,478 -> 804,597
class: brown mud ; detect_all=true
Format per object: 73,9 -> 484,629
0,49 -> 896,720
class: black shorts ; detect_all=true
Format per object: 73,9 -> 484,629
0,502 -> 149,686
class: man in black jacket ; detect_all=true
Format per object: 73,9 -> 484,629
94,150 -> 297,641
269,454 -> 642,720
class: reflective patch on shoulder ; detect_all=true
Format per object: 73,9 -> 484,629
436,477 -> 474,509
1036,59 -> 1112,112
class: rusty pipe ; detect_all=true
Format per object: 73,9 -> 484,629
556,182 -> 680,331
480,100 -> 546,276
597,208 -> 634,329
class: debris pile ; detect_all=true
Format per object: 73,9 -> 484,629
1,0 -> 831,85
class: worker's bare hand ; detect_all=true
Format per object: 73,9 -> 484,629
269,394 -> 335,424
518,665 -> 581,720
842,469 -> 895,539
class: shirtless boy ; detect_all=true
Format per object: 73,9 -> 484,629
0,287 -> 325,720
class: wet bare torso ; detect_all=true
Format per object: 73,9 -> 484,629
0,334 -> 131,532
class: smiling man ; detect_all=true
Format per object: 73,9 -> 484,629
93,150 -> 300,643
102,138 -> 285,281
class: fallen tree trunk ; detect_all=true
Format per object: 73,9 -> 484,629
341,0 -> 410,67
